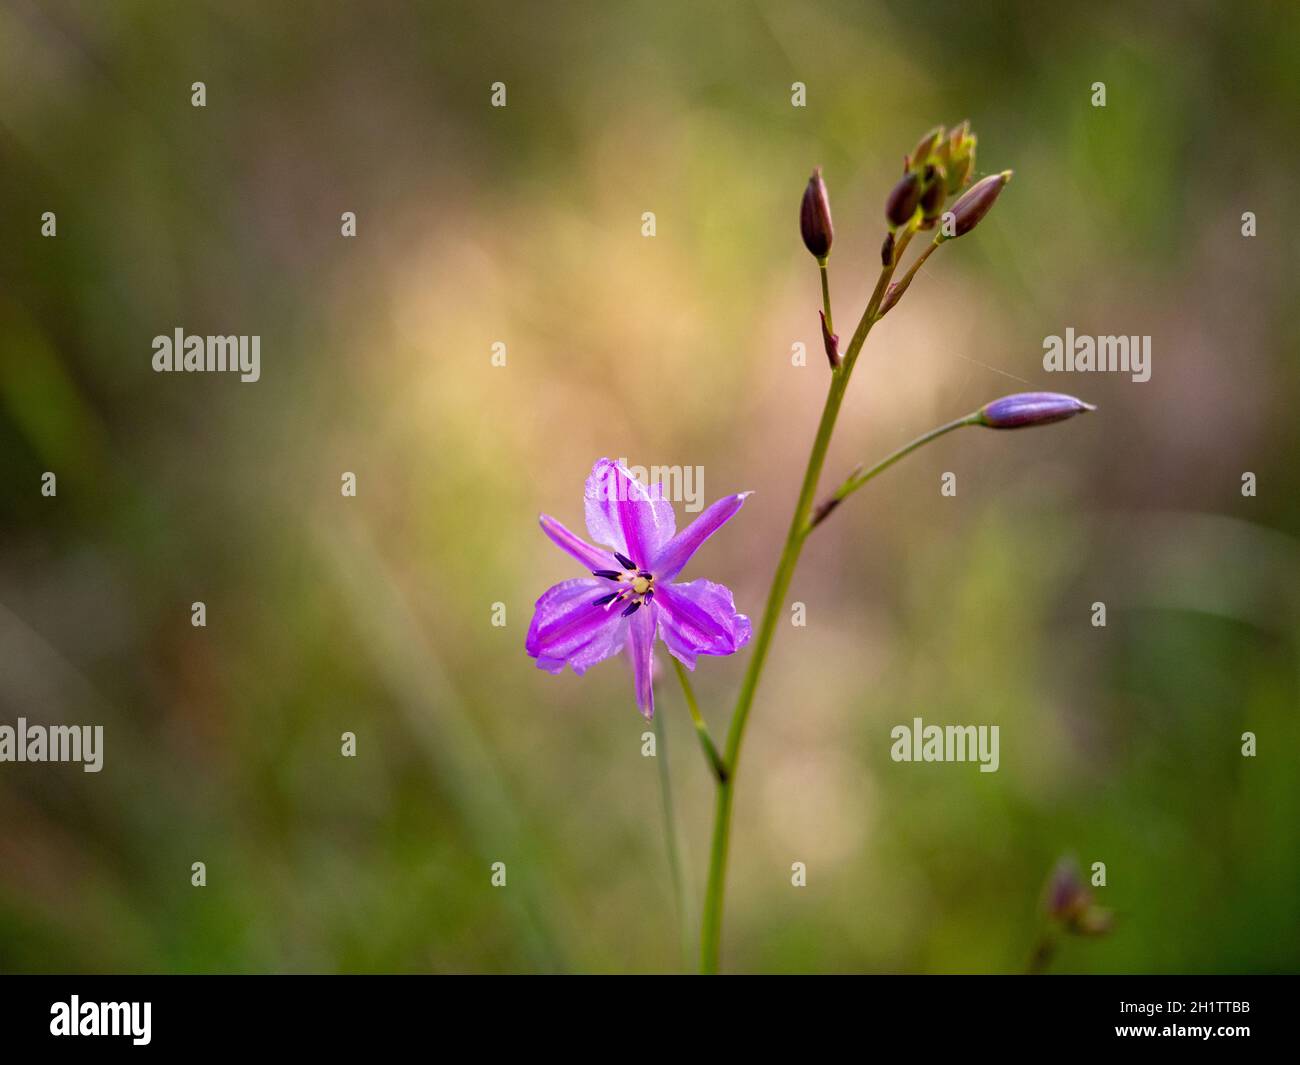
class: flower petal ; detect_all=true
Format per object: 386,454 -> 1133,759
655,579 -> 751,670
526,578 -> 628,675
583,458 -> 675,568
650,492 -> 751,581
628,599 -> 657,718
538,513 -> 610,572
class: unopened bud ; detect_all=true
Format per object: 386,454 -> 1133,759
880,230 -> 895,266
907,126 -> 945,169
1045,857 -> 1113,937
800,167 -> 834,259
885,171 -> 922,228
977,391 -> 1095,429
938,170 -> 1012,241
919,167 -> 946,226
944,122 -> 977,194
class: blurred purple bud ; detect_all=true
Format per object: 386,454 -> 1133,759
800,167 -> 834,259
885,171 -> 922,228
880,230 -> 895,266
940,170 -> 1012,240
979,392 -> 1095,429
1045,857 -> 1113,937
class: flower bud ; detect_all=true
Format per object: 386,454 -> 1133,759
977,391 -> 1095,429
880,230 -> 895,267
907,125 -> 945,169
944,122 -> 977,194
938,170 -> 1012,241
800,167 -> 834,259
919,166 -> 946,226
1045,857 -> 1113,937
885,171 -> 922,228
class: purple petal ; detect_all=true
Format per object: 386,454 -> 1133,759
526,578 -> 627,675
539,513 -> 610,572
650,492 -> 751,581
655,579 -> 751,670
628,600 -> 657,718
583,458 -> 675,568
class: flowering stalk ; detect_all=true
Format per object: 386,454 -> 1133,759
697,133 -> 1091,973
699,219 -> 904,972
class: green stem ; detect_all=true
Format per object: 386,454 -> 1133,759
808,413 -> 980,531
671,657 -> 728,784
698,242 -> 907,973
653,707 -> 691,969
818,258 -> 834,337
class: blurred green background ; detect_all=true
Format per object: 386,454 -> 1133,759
1,0 -> 1298,973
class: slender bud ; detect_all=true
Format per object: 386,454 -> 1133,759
938,170 -> 1012,241
885,171 -> 922,228
977,391 -> 1095,429
800,167 -> 834,259
880,230 -> 895,267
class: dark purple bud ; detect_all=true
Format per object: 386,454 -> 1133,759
880,230 -> 894,266
978,392 -> 1095,429
800,167 -> 834,259
939,170 -> 1012,241
919,169 -> 946,225
819,310 -> 840,369
885,171 -> 922,228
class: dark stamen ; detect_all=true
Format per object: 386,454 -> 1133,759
593,592 -> 620,607
621,600 -> 641,617
637,571 -> 654,580
643,590 -> 654,602
614,551 -> 637,570
592,569 -> 623,581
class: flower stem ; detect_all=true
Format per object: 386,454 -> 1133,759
698,245 -> 906,973
808,413 -> 980,531
672,657 -> 728,784
653,706 -> 691,969
818,258 -> 833,337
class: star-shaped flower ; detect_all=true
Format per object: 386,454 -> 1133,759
527,458 -> 752,718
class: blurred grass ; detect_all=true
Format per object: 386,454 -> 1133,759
1,0 -> 1298,972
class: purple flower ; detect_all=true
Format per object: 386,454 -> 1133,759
527,458 -> 752,719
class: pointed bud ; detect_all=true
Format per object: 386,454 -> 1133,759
800,167 -> 834,259
977,392 -> 1095,429
938,170 -> 1012,241
880,230 -> 895,267
907,126 -> 945,169
885,171 -> 922,228
942,122 -> 977,194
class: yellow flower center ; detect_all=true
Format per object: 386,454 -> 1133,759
631,575 -> 652,595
